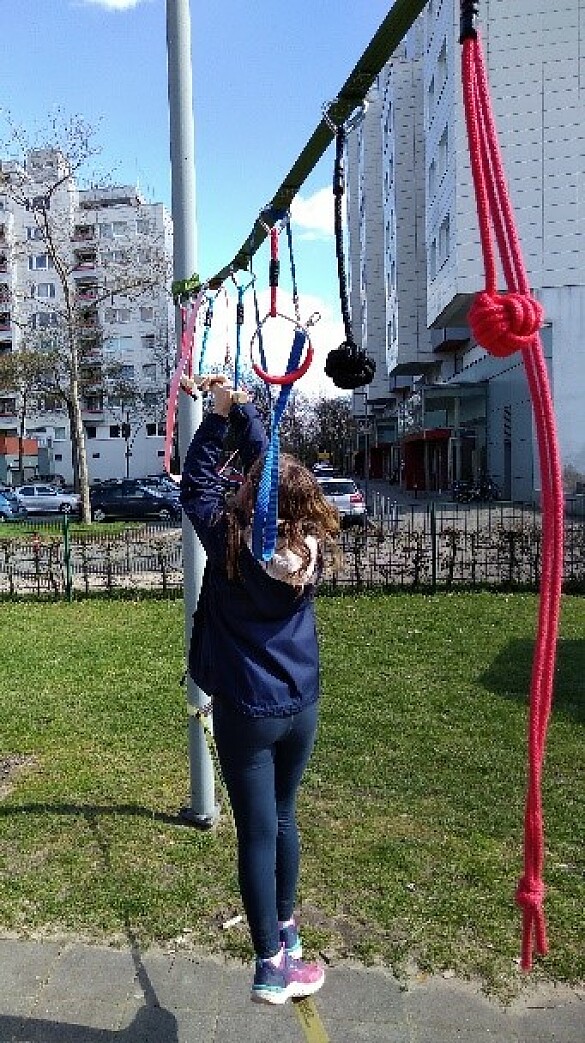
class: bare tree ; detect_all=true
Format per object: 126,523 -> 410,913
0,111 -> 171,521
311,394 -> 354,469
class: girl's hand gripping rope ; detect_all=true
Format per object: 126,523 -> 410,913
180,373 -> 249,408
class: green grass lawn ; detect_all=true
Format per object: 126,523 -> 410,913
0,591 -> 582,997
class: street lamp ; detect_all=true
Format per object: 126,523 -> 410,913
354,389 -> 371,509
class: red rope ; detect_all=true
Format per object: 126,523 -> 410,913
462,32 -> 564,971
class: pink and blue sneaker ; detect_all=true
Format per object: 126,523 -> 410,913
251,948 -> 324,1005
279,919 -> 302,958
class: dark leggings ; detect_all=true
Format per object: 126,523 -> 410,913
212,697 -> 319,959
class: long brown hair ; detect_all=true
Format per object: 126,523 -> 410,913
226,454 -> 340,581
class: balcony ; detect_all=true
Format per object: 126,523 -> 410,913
74,250 -> 98,271
0,399 -> 17,418
77,307 -> 99,330
72,225 -> 96,243
76,281 -> 99,303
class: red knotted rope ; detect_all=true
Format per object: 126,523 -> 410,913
462,32 -> 564,971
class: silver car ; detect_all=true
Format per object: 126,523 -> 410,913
316,477 -> 367,527
15,483 -> 81,515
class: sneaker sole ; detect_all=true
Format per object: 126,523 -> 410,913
251,971 -> 324,1005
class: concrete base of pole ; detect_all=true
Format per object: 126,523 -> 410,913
178,803 -> 221,829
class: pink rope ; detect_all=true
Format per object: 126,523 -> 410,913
163,287 -> 208,475
462,33 -> 564,971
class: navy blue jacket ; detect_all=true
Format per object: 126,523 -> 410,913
180,403 -> 320,717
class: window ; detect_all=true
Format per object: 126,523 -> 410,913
439,213 -> 451,264
104,335 -> 133,355
54,453 -> 62,462
437,38 -> 447,93
119,364 -> 135,380
54,427 -> 66,440
140,306 -> 154,322
141,334 -> 155,351
146,422 -> 165,437
438,125 -> 449,176
428,159 -> 437,198
36,282 -> 56,299
110,425 -> 121,438
105,307 -> 131,324
136,219 -> 154,235
103,248 -> 129,264
28,253 -> 53,270
142,363 -> 157,381
32,312 -> 60,329
30,195 -> 50,212
427,75 -> 435,114
99,221 -> 128,239
430,239 -> 437,279
92,453 -> 101,459
26,226 -> 44,241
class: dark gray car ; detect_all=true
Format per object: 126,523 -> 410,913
89,480 -> 182,523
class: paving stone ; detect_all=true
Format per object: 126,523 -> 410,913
0,940 -> 62,1016
136,949 -> 222,1012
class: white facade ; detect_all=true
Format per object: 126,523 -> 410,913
347,0 -> 585,498
382,23 -> 435,378
0,150 -> 173,485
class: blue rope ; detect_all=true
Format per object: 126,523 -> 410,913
251,328 -> 306,561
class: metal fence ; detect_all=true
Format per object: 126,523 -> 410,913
1,503 -> 584,599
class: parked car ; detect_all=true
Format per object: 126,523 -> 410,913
0,491 -> 28,522
14,483 -> 81,516
89,480 -> 182,523
316,477 -> 367,527
312,463 -> 338,478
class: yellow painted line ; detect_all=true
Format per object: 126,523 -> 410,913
292,996 -> 331,1043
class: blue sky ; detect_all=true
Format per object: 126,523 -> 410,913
3,0 -> 394,394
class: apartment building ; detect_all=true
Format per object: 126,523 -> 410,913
0,148 -> 174,486
348,0 -> 585,501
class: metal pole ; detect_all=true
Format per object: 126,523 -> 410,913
166,0 -> 218,827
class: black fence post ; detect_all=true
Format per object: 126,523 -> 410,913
430,501 -> 438,591
62,513 -> 73,603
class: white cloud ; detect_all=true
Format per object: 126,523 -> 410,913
79,0 -> 149,10
193,287 -> 347,399
290,187 -> 334,240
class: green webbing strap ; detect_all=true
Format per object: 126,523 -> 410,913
172,273 -> 202,303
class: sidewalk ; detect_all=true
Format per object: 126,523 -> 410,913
1,937 -> 583,1042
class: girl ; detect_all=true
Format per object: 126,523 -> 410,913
180,378 -> 339,1004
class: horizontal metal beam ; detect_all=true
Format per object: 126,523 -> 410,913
209,0 -> 428,288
